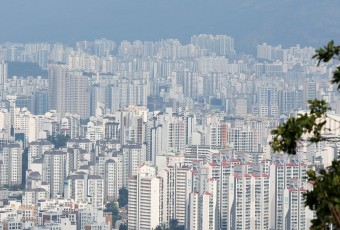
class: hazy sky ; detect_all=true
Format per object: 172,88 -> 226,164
1,0 -> 339,51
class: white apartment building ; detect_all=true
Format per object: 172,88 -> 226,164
86,120 -> 104,143
189,152 -> 272,230
227,126 -> 259,152
269,156 -> 308,230
22,188 -> 48,206
230,171 -> 270,230
28,140 -> 54,170
48,63 -> 68,116
185,145 -> 220,164
283,185 -> 308,230
149,110 -> 188,159
14,108 -> 51,144
0,108 -> 10,136
159,164 -> 192,227
252,173 -> 270,229
122,144 -> 146,179
104,159 -> 119,201
42,150 -> 67,198
67,137 -> 92,153
0,143 -> 23,186
66,147 -> 92,174
188,179 -> 218,230
61,114 -> 82,138
0,61 -> 8,86
65,173 -> 104,209
65,174 -> 87,203
128,165 -> 163,230
87,175 -> 104,208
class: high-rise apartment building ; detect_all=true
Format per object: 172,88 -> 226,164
230,168 -> 269,230
61,113 -> 82,138
269,156 -> 307,230
87,175 -> 104,208
191,34 -> 235,56
159,164 -> 193,227
65,174 -> 86,203
283,184 -> 307,230
66,71 -> 89,118
257,43 -> 287,61
203,115 -> 228,147
147,110 -> 188,162
0,107 -> 11,139
49,64 -> 89,118
42,150 -> 67,198
188,179 -> 218,230
94,38 -> 116,57
201,154 -> 234,230
258,83 -> 279,117
128,165 -> 163,230
0,61 -> 7,100
28,139 -> 53,170
304,80 -> 317,101
0,61 -> 8,85
104,159 -> 119,201
31,89 -> 48,115
48,63 -> 68,116
227,126 -> 259,152
122,144 -> 146,182
0,143 -> 23,186
50,43 -> 65,63
278,90 -> 298,114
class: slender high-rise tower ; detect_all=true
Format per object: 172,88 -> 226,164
128,165 -> 163,229
42,150 -> 67,198
48,63 -> 68,116
66,71 -> 89,118
0,61 -> 8,100
0,61 -> 7,85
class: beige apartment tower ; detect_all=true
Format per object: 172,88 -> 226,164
48,63 -> 89,118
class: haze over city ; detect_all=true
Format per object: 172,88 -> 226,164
1,0 -> 340,51
0,1 -> 340,230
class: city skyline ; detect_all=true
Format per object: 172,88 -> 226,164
0,0 -> 339,228
0,1 -> 340,52
0,33 -> 338,229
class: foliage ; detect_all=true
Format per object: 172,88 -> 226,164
118,187 -> 128,208
169,219 -> 179,230
155,219 -> 184,230
7,193 -> 23,201
314,40 -> 340,91
2,184 -> 23,191
112,216 -> 121,226
47,134 -> 70,148
105,202 -> 119,216
7,61 -> 48,78
119,223 -> 127,230
104,202 -> 121,225
155,226 -> 163,230
271,99 -> 330,154
270,41 -> 340,229
304,160 -> 340,229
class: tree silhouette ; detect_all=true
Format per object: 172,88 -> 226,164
47,134 -> 70,148
104,202 -> 120,225
118,187 -> 128,207
119,223 -> 127,230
